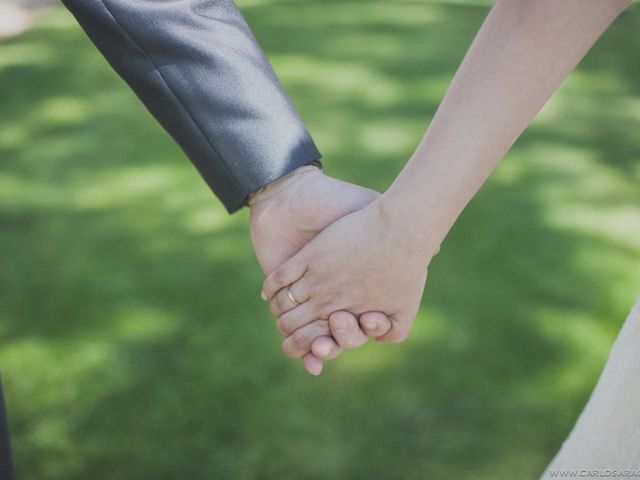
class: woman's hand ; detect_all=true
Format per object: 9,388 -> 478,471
262,196 -> 439,354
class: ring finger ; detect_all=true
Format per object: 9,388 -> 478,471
269,279 -> 311,317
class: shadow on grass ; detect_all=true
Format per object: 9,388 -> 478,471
1,2 -> 639,479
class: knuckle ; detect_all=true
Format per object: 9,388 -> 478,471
281,340 -> 296,358
319,302 -> 339,320
279,310 -> 299,332
272,269 -> 286,287
294,282 -> 310,303
276,318 -> 289,336
291,330 -> 309,351
269,297 -> 282,316
304,272 -> 319,289
313,319 -> 330,337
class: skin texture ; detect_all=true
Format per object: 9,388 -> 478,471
262,200 -> 436,347
263,0 -> 631,357
249,166 -> 392,374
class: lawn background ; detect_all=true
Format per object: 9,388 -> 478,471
1,1 -> 639,478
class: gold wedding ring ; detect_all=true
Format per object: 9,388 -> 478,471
287,289 -> 300,306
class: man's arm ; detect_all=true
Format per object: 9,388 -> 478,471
61,0 -> 388,375
62,0 -> 321,213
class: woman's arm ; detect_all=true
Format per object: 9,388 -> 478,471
262,0 -> 631,351
384,0 -> 631,251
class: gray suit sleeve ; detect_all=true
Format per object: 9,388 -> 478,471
61,0 -> 321,213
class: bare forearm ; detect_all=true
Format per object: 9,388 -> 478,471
382,0 -> 630,254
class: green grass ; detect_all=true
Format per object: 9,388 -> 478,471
1,1 -> 639,478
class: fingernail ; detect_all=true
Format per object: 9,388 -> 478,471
260,291 -> 267,301
306,363 -> 323,376
316,344 -> 331,357
332,315 -> 348,330
364,319 -> 378,331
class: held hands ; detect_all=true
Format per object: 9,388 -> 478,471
259,184 -> 439,374
252,0 -> 632,377
249,166 -> 395,374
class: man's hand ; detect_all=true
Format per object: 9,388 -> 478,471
249,166 -> 391,375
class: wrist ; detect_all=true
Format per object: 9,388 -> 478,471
374,192 -> 442,260
248,164 -> 322,210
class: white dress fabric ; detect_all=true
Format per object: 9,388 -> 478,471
543,298 -> 640,477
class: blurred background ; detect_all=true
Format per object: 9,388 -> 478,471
1,0 -> 639,478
